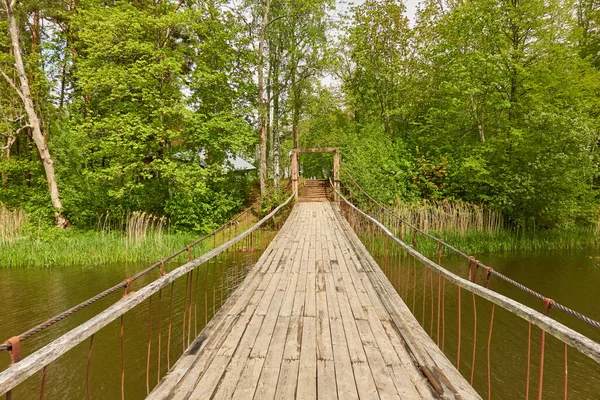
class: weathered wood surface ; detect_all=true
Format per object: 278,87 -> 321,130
149,202 -> 481,400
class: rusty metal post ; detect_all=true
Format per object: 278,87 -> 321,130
5,336 -> 21,400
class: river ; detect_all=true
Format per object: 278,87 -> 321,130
0,248 -> 599,399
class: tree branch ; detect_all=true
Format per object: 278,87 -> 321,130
0,135 -> 15,151
0,67 -> 26,103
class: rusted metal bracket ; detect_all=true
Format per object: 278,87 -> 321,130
5,337 -> 21,366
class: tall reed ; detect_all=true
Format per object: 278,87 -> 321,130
125,211 -> 167,245
394,199 -> 504,234
0,203 -> 27,245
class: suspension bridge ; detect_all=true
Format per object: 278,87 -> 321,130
0,148 -> 599,399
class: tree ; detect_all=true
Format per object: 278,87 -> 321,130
345,0 -> 412,138
257,0 -> 270,195
409,0 -> 600,226
1,0 -> 70,228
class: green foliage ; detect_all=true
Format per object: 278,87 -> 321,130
2,0 -> 600,250
319,0 -> 600,230
0,0 -> 258,233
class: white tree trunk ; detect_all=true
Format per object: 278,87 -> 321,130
3,0 -> 70,227
257,0 -> 271,196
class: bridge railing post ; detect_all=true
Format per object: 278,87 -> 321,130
291,150 -> 298,200
333,149 -> 340,204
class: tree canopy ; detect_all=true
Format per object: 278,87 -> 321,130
1,0 -> 600,231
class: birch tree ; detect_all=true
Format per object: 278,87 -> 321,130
1,0 -> 70,228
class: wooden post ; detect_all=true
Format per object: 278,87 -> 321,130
333,149 -> 340,203
291,150 -> 298,200
292,147 -> 340,202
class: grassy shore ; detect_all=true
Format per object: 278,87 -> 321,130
0,230 -> 202,267
411,227 -> 600,257
3,225 -> 599,268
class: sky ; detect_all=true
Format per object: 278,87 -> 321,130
337,0 -> 421,24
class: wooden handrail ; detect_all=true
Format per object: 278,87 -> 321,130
334,187 -> 600,365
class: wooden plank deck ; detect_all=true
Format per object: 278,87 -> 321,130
148,202 -> 480,400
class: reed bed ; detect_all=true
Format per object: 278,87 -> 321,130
393,199 -> 504,234
0,209 -> 262,267
0,203 -> 27,245
406,227 -> 599,258
125,211 -> 167,245
0,231 -> 202,268
384,199 -> 600,256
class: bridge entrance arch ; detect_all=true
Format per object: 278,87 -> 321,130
291,147 -> 340,201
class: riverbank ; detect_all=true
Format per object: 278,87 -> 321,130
0,230 -> 201,267
2,224 -> 599,268
413,226 -> 600,257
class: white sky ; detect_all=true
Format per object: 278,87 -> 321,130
337,0 -> 421,24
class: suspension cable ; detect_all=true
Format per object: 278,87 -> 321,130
339,169 -> 600,332
0,184 -> 288,352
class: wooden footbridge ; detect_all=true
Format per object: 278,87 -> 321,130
148,201 -> 475,400
0,148 -> 599,400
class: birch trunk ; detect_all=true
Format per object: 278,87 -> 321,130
272,47 -> 281,186
273,82 -> 280,186
3,0 -> 70,228
257,0 -> 270,196
292,84 -> 300,149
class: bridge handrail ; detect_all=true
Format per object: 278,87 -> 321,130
0,186 -> 284,354
339,168 -> 600,332
0,191 -> 295,396
332,181 -> 600,365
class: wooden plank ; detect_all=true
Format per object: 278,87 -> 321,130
317,360 -> 338,400
230,358 -> 264,400
381,320 -> 436,399
283,316 -> 303,361
249,206 -> 311,399
296,316 -> 317,399
232,215 -> 310,400
316,275 -> 333,360
209,315 -> 265,399
274,359 -> 300,399
210,227 -> 308,398
252,316 -> 291,399
355,320 -> 401,400
329,317 -> 359,400
304,204 -> 317,317
326,213 -> 380,399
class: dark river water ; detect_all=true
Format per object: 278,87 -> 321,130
1,247 -> 599,399
440,249 -> 600,400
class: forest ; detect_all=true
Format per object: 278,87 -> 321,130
2,0 -> 600,260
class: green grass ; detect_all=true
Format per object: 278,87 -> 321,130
408,227 -> 600,257
3,218 -> 599,268
0,230 -> 203,267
